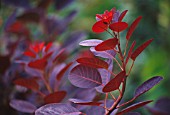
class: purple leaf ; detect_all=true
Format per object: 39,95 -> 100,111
55,0 -> 74,10
86,100 -> 116,115
2,0 -> 31,8
90,47 -> 116,59
155,97 -> 170,113
64,10 -> 77,23
73,89 -> 96,101
117,100 -> 153,115
4,9 -> 17,31
96,59 -> 113,93
68,64 -> 102,88
44,17 -> 66,35
10,99 -> 37,113
69,98 -> 102,106
35,103 -> 81,115
134,76 -> 163,98
146,97 -> 170,115
79,39 -> 103,46
62,31 -> 86,51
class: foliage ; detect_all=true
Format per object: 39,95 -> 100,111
0,0 -> 168,115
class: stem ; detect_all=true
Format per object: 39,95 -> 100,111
109,93 -> 116,101
105,29 -> 115,37
117,33 -> 125,70
37,90 -> 46,97
113,57 -> 123,71
104,93 -> 109,114
123,40 -> 129,57
127,61 -> 134,76
106,78 -> 127,115
117,97 -> 136,108
107,69 -> 116,77
106,32 -> 127,115
42,72 -> 53,93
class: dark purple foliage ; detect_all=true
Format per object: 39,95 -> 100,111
2,0 -> 31,8
10,99 -> 37,113
55,0 -> 74,10
35,103 -> 81,115
68,64 -> 102,88
73,88 -> 96,101
96,59 -> 113,93
62,31 -> 86,50
146,97 -> 170,115
4,10 -> 17,31
134,76 -> 163,98
0,55 -> 11,74
90,47 -> 116,59
86,100 -> 117,115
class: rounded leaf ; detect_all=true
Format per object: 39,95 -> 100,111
44,91 -> 67,104
92,20 -> 108,33
10,99 -> 36,113
109,22 -> 128,32
76,57 -> 109,69
95,38 -> 118,51
13,78 -> 39,91
90,47 -> 116,59
35,103 -> 81,115
79,39 -> 103,47
68,64 -> 102,88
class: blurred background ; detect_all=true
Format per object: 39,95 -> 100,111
0,0 -> 170,114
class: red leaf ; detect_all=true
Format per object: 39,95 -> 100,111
131,38 -> 153,61
76,57 -> 108,69
125,41 -> 136,65
56,62 -> 73,81
43,52 -> 53,60
45,42 -> 53,52
126,16 -> 142,40
109,22 -> 128,32
95,38 -> 118,51
28,58 -> 47,70
92,20 -> 108,33
117,100 -> 153,115
69,98 -> 102,106
53,49 -> 67,63
13,78 -> 39,91
23,49 -> 36,58
31,42 -> 44,53
7,21 -> 30,36
103,71 -> 126,93
44,91 -> 67,104
118,10 -> 128,22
